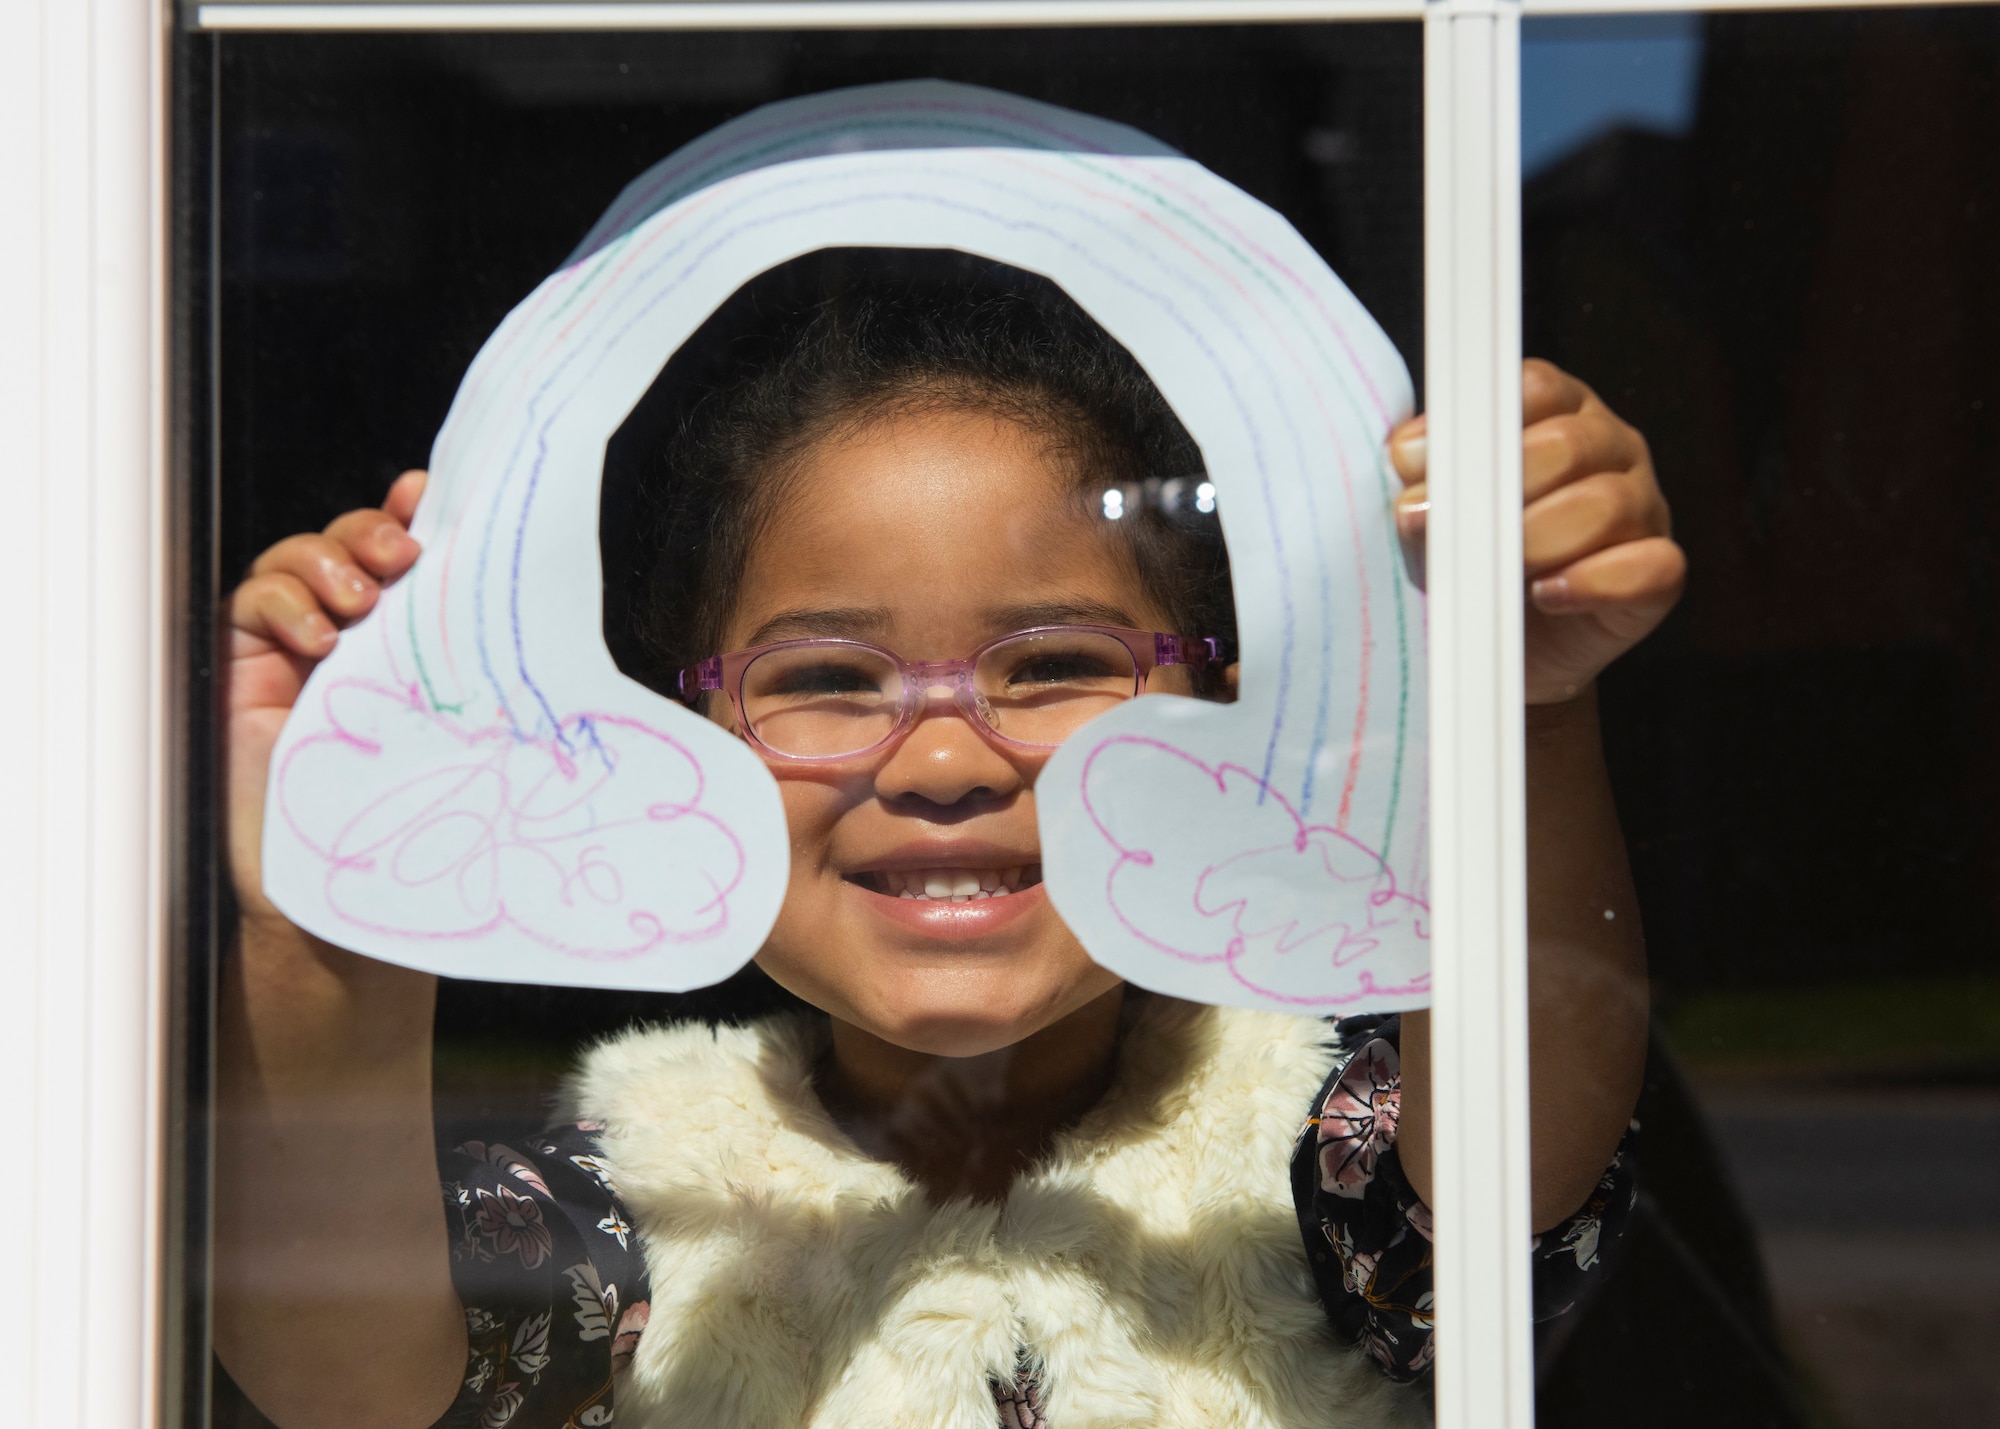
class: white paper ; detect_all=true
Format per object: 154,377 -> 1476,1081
263,80 -> 1429,1009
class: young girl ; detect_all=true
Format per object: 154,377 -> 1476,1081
218,256 -> 1681,1429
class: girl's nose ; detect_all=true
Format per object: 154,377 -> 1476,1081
872,696 -> 1031,807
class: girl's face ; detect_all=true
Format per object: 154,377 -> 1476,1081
717,406 -> 1181,1057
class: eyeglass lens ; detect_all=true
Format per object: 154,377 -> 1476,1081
738,630 -> 1140,758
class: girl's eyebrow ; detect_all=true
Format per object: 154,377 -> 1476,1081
743,599 -> 1142,650
989,598 -> 1140,630
743,607 -> 893,646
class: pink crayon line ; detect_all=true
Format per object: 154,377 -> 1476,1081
1238,967 -> 1432,1010
320,859 -> 735,962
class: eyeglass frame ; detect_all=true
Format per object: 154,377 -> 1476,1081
679,624 -> 1223,764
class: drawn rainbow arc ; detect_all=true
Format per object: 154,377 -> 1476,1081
262,79 -> 1430,1010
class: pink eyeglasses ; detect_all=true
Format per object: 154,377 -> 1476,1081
681,624 -> 1221,762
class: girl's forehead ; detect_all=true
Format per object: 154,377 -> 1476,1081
731,408 -> 1155,639
759,409 -> 1104,553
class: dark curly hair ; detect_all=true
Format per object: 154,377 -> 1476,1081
600,248 -> 1237,700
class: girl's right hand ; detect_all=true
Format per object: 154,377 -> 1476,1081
227,470 -> 427,925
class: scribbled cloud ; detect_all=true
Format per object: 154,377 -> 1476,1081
1077,735 -> 1429,1008
276,680 -> 746,960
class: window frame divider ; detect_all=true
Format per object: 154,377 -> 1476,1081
1424,2 -> 1537,1425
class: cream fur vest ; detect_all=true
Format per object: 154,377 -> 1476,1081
566,996 -> 1423,1429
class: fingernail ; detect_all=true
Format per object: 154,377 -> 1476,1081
1531,575 -> 1571,612
302,611 -> 337,645
1397,501 -> 1429,591
1392,432 -> 1427,469
382,529 -> 421,562
338,565 -> 371,597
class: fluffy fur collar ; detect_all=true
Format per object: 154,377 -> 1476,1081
567,996 -> 1422,1429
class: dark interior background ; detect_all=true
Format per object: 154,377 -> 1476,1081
1535,7 -> 2000,1000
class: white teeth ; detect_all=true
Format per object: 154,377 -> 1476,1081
869,867 -> 1034,901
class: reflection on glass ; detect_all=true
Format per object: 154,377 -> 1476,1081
1522,14 -> 1703,178
1526,9 -> 2000,1426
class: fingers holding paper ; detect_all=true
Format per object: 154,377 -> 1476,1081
227,470 -> 428,918
1386,359 -> 1685,705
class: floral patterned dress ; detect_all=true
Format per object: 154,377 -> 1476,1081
433,1013 -> 1634,1427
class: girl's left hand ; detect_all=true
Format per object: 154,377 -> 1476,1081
1389,358 -> 1686,706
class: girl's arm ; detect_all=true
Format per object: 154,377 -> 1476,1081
1388,360 -> 1683,1232
213,472 -> 469,1429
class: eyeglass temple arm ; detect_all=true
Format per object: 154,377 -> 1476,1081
1160,632 -> 1216,664
1154,633 -> 1224,667
679,656 -> 724,699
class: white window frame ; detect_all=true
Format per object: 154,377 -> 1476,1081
0,0 -> 1975,1424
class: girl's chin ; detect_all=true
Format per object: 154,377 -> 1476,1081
838,876 -> 1051,942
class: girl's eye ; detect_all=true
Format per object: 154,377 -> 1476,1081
765,662 -> 884,697
1006,654 -> 1122,687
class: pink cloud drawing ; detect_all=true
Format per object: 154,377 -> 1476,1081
1077,735 -> 1429,1008
276,678 -> 746,960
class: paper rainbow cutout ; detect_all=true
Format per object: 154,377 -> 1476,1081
262,80 -> 1429,1011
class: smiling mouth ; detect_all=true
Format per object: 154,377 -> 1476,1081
846,865 -> 1045,902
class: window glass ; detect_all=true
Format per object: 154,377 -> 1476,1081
191,18 -> 1668,1429
1525,10 -> 2000,1426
